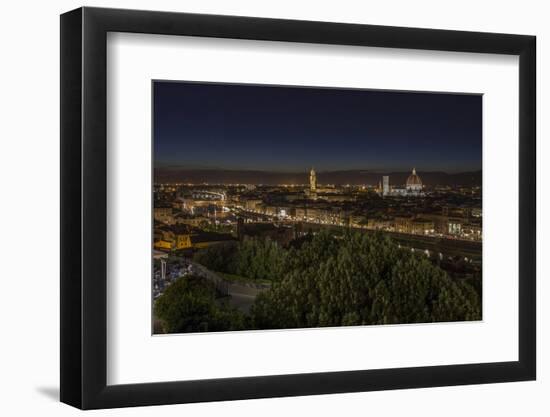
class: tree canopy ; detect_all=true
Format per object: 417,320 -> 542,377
157,230 -> 481,333
154,275 -> 245,333
250,231 -> 481,329
193,238 -> 287,282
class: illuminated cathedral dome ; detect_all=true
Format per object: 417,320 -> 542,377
406,168 -> 422,191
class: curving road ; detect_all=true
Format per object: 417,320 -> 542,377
186,260 -> 269,313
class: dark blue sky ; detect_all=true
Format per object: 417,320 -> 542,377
153,81 -> 481,173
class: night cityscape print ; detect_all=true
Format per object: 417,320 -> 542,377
152,81 -> 482,334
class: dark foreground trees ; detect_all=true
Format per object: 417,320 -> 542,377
251,231 -> 481,329
154,275 -> 245,333
156,230 -> 481,333
193,238 -> 287,282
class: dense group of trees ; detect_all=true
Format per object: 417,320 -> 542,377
155,276 -> 245,333
193,238 -> 287,282
251,231 -> 480,329
192,242 -> 238,275
155,231 -> 481,333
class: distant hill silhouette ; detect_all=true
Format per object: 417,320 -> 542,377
155,168 -> 481,187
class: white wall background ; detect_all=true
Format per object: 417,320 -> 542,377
0,0 -> 546,415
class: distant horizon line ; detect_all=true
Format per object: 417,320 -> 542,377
154,166 -> 482,174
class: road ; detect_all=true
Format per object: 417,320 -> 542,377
186,260 -> 269,312
297,221 -> 482,263
226,288 -> 256,313
234,208 -> 482,262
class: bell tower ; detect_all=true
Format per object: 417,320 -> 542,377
309,167 -> 317,192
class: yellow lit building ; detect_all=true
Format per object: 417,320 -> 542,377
153,228 -> 175,251
153,224 -> 234,252
154,239 -> 173,251
175,233 -> 192,249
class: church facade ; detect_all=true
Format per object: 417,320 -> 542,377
382,168 -> 424,197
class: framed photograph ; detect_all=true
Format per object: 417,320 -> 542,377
60,7 -> 536,409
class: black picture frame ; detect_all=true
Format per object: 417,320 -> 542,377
60,6 -> 536,410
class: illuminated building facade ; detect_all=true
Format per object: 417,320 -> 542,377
382,176 -> 389,196
405,168 -> 423,193
310,167 -> 317,192
381,168 -> 424,197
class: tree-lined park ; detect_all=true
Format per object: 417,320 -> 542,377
155,230 -> 481,334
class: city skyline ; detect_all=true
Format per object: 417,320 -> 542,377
154,166 -> 482,187
153,81 -> 482,173
152,80 -> 483,335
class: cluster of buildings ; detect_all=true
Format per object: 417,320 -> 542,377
153,223 -> 234,252
152,166 -> 482,253
379,168 -> 424,197
357,201 -> 482,238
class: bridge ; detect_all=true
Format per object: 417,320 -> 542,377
191,190 -> 226,201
